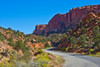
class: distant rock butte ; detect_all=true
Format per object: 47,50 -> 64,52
34,25 -> 47,35
33,5 -> 100,35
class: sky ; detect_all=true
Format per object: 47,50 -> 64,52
0,0 -> 100,34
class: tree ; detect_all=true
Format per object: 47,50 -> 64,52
92,26 -> 100,36
93,26 -> 100,49
45,42 -> 50,48
0,32 -> 5,42
86,20 -> 89,23
74,32 -> 76,36
14,40 -> 24,51
14,39 -> 30,52
93,34 -> 100,49
81,26 -> 86,34
8,27 -> 12,31
66,34 -> 71,43
69,36 -> 77,45
68,29 -> 72,33
22,50 -> 32,62
79,35 -> 88,47
8,37 -> 15,47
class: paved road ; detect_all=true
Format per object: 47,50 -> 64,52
44,48 -> 100,67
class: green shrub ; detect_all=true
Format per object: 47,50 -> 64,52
7,27 -> 12,31
0,32 -> 5,42
0,63 -> 3,67
45,42 -> 50,48
86,20 -> 89,23
13,60 -> 41,67
8,37 -> 15,47
34,53 -> 51,67
68,29 -> 72,33
74,32 -> 76,36
92,26 -> 100,36
89,48 -> 94,54
61,47 -> 65,51
13,60 -> 30,67
14,40 -> 24,50
69,36 -> 77,44
22,50 -> 32,62
93,34 -> 100,49
81,26 -> 86,34
66,47 -> 69,51
0,61 -> 15,67
93,26 -> 100,49
79,35 -> 87,47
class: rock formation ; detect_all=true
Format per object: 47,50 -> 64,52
33,5 -> 100,35
56,12 -> 100,52
33,25 -> 47,35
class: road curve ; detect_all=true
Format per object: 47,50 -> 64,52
44,48 -> 100,67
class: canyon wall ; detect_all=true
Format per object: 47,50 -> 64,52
33,5 -> 100,35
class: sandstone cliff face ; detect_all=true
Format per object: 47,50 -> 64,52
33,25 -> 47,35
33,5 -> 100,35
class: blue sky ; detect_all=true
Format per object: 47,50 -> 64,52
0,0 -> 100,34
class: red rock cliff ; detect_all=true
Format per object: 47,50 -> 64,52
33,25 -> 47,35
33,5 -> 100,35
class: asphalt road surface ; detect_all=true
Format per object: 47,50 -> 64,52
44,48 -> 100,67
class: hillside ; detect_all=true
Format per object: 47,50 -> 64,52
33,5 -> 100,35
0,27 -> 64,67
56,12 -> 100,56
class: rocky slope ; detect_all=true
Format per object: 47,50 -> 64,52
0,27 -> 48,63
56,12 -> 100,54
33,5 -> 100,35
0,27 -> 64,67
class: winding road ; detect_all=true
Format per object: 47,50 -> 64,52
44,48 -> 100,67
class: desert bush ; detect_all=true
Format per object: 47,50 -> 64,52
92,26 -> 100,36
61,47 -> 65,51
79,35 -> 88,47
22,50 -> 32,62
13,60 -> 30,67
93,26 -> 100,49
34,53 -> 51,67
45,42 -> 50,48
86,20 -> 89,23
66,47 -> 69,51
81,26 -> 86,34
89,48 -> 94,54
69,36 -> 77,45
0,32 -> 5,42
13,60 -> 43,67
0,63 -> 3,67
93,34 -> 100,49
0,61 -> 15,67
14,40 -> 24,50
7,27 -> 12,31
8,37 -> 15,47
68,29 -> 72,33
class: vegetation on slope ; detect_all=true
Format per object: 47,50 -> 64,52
57,12 -> 100,57
0,27 -> 64,67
